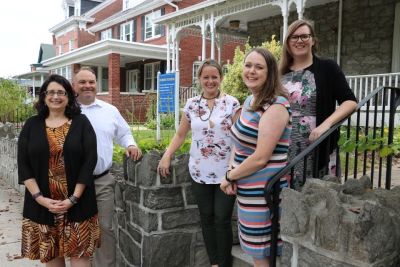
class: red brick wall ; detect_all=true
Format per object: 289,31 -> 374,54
108,53 -> 121,108
179,36 -> 245,87
90,0 -> 122,27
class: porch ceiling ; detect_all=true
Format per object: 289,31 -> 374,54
155,0 -> 337,32
41,39 -> 168,70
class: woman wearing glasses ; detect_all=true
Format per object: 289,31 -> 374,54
280,19 -> 357,185
18,74 -> 100,266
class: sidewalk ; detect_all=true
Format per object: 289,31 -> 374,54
0,177 -> 41,266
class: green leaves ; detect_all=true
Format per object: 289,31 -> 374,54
221,36 -> 282,103
339,126 -> 400,157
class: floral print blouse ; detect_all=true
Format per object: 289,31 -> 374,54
183,94 -> 240,184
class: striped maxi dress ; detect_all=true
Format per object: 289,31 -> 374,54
230,95 -> 292,259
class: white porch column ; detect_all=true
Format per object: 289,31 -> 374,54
201,15 -> 207,60
210,13 -> 215,60
31,75 -> 36,98
175,35 -> 180,71
98,67 -> 103,92
166,25 -> 171,73
281,0 -> 289,39
296,0 -> 305,20
171,26 -> 176,72
217,33 -> 222,63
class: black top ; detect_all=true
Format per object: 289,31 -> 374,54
311,55 -> 357,172
18,114 -> 98,225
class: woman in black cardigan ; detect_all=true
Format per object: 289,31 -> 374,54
280,19 -> 357,185
18,74 -> 100,266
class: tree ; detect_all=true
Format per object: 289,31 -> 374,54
0,78 -> 33,121
221,35 -> 283,103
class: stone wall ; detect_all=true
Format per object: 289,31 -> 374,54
280,177 -> 400,267
248,0 -> 400,75
113,151 -> 238,267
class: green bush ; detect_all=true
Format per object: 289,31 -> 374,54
0,78 -> 32,119
221,36 -> 282,103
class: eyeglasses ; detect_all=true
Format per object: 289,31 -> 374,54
44,90 -> 67,96
289,34 -> 312,42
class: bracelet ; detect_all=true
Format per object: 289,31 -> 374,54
68,195 -> 79,205
225,170 -> 233,183
32,191 -> 42,200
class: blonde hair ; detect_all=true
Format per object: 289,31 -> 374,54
279,19 -> 318,75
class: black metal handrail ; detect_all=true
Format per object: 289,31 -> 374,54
265,86 -> 400,267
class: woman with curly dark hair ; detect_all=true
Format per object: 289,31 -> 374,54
18,74 -> 100,266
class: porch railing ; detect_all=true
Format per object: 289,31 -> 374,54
264,86 -> 400,267
179,85 -> 199,105
0,105 -> 35,132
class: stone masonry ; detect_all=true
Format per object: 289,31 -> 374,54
114,151 -> 226,267
248,0 -> 400,75
280,177 -> 400,267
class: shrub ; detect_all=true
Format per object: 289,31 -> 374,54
221,36 -> 282,103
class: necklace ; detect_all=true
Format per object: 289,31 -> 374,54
198,91 -> 220,125
201,90 -> 220,100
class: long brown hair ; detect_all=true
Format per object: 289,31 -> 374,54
279,19 -> 318,75
244,48 -> 288,111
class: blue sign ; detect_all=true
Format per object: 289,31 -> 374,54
158,73 -> 175,113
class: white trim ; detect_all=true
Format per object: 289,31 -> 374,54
50,16 -> 95,34
42,39 -> 168,70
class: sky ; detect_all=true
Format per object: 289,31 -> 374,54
0,1 -> 65,78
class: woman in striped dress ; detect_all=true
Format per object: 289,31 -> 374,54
220,48 -> 292,267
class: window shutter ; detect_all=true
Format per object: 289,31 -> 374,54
120,24 -> 123,40
133,19 -> 137,42
141,15 -> 145,41
161,8 -> 165,36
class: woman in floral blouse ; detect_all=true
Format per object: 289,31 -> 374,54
280,19 -> 357,185
158,59 -> 240,267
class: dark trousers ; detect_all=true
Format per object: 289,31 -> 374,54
192,181 -> 236,267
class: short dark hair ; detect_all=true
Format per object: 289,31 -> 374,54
35,74 -> 81,119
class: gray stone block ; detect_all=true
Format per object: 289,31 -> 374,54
119,229 -> 141,266
143,187 -> 184,210
127,222 -> 142,244
142,233 -> 192,267
281,188 -> 309,235
124,184 -> 141,204
116,210 -> 127,229
194,244 -> 209,267
136,151 -> 161,186
298,246 -> 356,267
115,180 -> 126,210
161,208 -> 200,230
184,184 -> 197,206
131,204 -> 158,232
174,153 -> 191,184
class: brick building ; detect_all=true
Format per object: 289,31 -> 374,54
41,0 -> 246,122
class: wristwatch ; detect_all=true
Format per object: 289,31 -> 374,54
68,195 -> 79,205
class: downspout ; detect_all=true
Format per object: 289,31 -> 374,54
162,0 -> 179,10
336,0 -> 343,65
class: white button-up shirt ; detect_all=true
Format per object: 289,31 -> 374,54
80,99 -> 137,175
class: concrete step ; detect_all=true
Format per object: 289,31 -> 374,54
232,245 -> 253,267
232,245 -> 283,267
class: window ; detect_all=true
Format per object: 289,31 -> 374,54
101,29 -> 112,40
192,61 -> 201,85
127,70 -> 140,92
145,10 -> 162,40
101,67 -> 109,92
58,45 -> 63,55
144,62 -> 160,91
69,40 -> 74,51
54,66 -> 72,81
120,21 -> 135,42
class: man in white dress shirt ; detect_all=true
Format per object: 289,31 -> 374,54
73,67 -> 142,267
